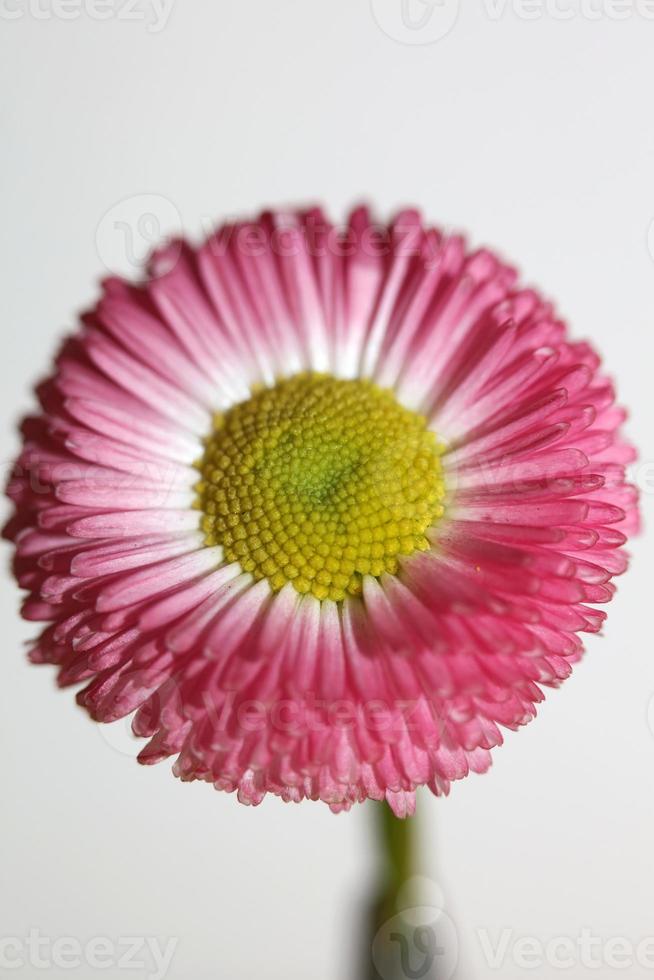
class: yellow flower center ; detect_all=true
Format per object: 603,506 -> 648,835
196,373 -> 445,602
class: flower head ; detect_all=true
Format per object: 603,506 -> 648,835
5,206 -> 638,816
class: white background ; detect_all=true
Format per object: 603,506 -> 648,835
1,2 -> 653,978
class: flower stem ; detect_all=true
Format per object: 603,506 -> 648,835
363,802 -> 418,980
378,802 -> 415,918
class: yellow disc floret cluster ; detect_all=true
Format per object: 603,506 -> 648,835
196,373 -> 446,602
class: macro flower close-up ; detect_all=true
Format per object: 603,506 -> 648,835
4,205 -> 639,818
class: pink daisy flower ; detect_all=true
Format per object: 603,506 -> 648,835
5,206 -> 638,817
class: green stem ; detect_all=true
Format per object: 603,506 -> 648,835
378,801 -> 415,916
364,802 -> 418,980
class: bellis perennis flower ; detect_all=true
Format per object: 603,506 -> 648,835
5,206 -> 638,816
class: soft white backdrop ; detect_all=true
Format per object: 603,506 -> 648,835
2,2 -> 653,978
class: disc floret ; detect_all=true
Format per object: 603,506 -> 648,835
196,373 -> 446,602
